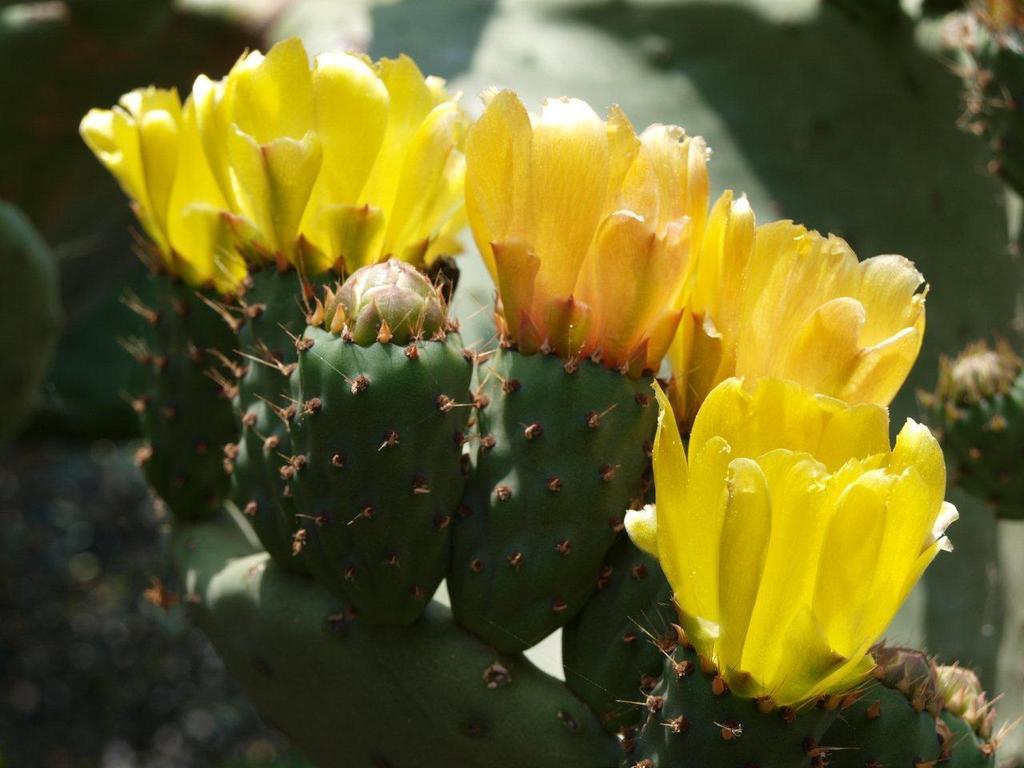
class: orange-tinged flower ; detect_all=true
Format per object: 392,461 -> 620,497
669,196 -> 926,426
465,90 -> 709,376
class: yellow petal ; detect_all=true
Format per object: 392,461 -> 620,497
716,457 -> 771,679
888,418 -> 947,520
382,100 -> 467,259
191,73 -> 235,209
650,382 -> 690,589
737,450 -> 829,691
665,435 -> 731,636
227,128 -> 322,259
624,504 -> 659,559
464,89 -> 533,278
359,55 -> 440,216
604,105 -> 641,208
311,51 -> 389,202
228,38 -> 314,144
687,191 -> 754,374
812,469 -> 891,656
491,240 -> 539,342
690,378 -> 889,473
575,211 -> 691,367
528,97 -> 608,299
167,98 -> 235,283
311,203 -> 386,274
172,204 -> 250,292
769,607 -> 854,704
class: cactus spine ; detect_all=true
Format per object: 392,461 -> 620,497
820,647 -> 946,768
227,266 -> 328,572
562,534 -> 675,736
128,278 -> 238,520
628,626 -> 838,768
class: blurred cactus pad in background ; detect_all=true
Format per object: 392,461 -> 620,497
4,0 -> 1024,767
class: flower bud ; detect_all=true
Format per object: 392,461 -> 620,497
313,260 -> 445,346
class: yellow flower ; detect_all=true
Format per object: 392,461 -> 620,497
80,87 -> 247,292
465,90 -> 709,376
191,37 -> 467,273
626,378 -> 957,706
81,39 -> 466,287
669,196 -> 926,426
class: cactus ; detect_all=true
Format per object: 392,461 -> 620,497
821,646 -> 946,768
287,260 -> 473,624
61,13 -> 1024,767
936,665 -> 999,767
0,202 -> 59,443
227,265 -> 327,574
449,350 -> 657,653
127,278 -> 239,520
948,1 -> 1024,197
561,534 -> 675,736
170,509 -> 620,768
628,625 -> 839,768
920,338 -> 1024,519
822,0 -> 905,29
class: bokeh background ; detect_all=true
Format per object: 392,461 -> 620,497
2,0 -> 1022,765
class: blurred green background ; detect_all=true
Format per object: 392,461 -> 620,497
2,0 -> 1022,765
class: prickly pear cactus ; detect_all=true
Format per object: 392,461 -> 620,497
920,339 -> 1024,519
171,511 -> 620,768
128,278 -> 239,521
227,266 -> 327,574
628,626 -> 838,768
562,534 -> 675,736
821,646 -> 945,768
948,1 -> 1024,196
288,260 -> 473,624
0,202 -> 59,443
449,350 -> 657,653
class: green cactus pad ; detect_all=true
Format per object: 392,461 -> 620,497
823,0 -> 905,29
939,711 -> 997,768
229,266 -> 327,574
562,534 -> 675,735
449,349 -> 657,654
288,324 -> 473,624
923,340 -> 1024,519
629,634 -> 837,768
0,202 -> 59,443
133,278 -> 239,521
170,511 -> 619,768
821,647 -> 944,768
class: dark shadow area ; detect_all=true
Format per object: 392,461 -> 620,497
369,0 -> 496,80
0,443 -> 290,768
560,0 -> 1019,417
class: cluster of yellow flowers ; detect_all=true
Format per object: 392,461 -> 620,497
83,38 -> 954,707
80,38 -> 467,292
463,89 -> 949,704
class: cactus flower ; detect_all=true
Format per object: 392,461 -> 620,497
669,194 -> 926,426
626,378 -> 957,705
80,88 -> 247,292
465,90 -> 709,376
81,39 -> 466,288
